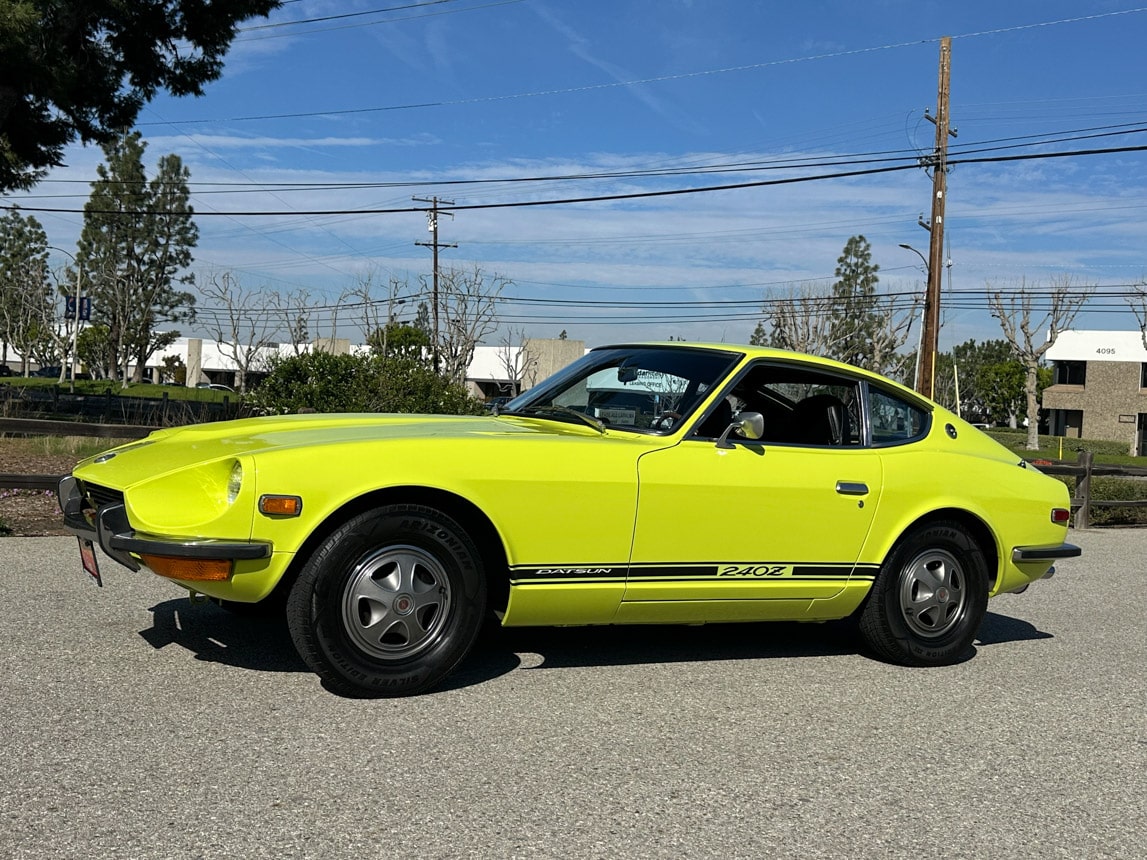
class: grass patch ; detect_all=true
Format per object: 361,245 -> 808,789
4,378 -> 236,403
0,435 -> 131,460
985,429 -> 1146,467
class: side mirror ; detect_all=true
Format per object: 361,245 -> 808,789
716,411 -> 764,449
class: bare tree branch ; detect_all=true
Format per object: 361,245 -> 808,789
987,276 -> 1090,450
434,265 -> 507,385
198,271 -> 284,393
1127,282 -> 1147,351
496,328 -> 537,396
269,288 -> 316,355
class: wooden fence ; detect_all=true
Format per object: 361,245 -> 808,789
0,417 -> 155,492
1034,450 -> 1147,529
0,384 -> 241,426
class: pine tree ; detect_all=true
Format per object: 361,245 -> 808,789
827,235 -> 881,369
76,133 -> 197,382
0,206 -> 51,373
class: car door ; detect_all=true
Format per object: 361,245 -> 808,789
623,360 -> 883,607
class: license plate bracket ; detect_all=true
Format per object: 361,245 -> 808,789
78,537 -> 102,587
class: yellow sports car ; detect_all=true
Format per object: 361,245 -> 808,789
59,343 -> 1079,697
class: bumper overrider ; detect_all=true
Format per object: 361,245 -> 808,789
57,476 -> 272,575
1008,541 -> 1082,590
1011,543 -> 1082,564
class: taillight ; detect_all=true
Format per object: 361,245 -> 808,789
1051,508 -> 1071,525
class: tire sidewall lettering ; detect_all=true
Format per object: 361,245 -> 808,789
287,504 -> 486,697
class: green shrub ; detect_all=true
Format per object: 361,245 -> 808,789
247,352 -> 484,416
1086,476 -> 1147,526
1055,475 -> 1147,526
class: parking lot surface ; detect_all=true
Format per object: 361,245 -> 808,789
1,531 -> 1143,859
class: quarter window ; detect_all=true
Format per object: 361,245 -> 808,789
869,387 -> 929,446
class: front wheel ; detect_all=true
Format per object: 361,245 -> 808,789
286,505 -> 487,697
858,521 -> 989,666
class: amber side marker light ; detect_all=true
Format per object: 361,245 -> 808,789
259,494 -> 303,517
1052,508 -> 1071,524
140,554 -> 232,581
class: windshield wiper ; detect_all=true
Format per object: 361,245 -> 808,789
503,405 -> 605,434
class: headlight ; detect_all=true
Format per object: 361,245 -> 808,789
227,461 -> 243,504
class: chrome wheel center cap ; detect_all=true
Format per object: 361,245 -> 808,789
393,594 -> 415,616
936,586 -> 950,604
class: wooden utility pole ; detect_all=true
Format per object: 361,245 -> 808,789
916,36 -> 955,399
414,196 -> 456,373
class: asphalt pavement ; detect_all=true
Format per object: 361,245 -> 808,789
0,530 -> 1143,859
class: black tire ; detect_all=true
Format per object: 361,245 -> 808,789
286,504 -> 487,697
858,520 -> 989,666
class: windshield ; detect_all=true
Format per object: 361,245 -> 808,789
501,345 -> 742,433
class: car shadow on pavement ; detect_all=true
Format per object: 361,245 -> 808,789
139,598 -> 308,673
135,598 -> 1055,692
975,610 -> 1053,647
462,619 -> 860,674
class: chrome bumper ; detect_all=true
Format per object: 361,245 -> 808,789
57,476 -> 272,572
1011,543 -> 1082,564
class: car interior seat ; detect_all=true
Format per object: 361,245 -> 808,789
790,394 -> 848,445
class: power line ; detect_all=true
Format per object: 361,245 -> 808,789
141,7 -> 1147,126
23,121 -> 1147,200
240,1 -> 463,32
10,142 -> 1147,218
235,0 -> 526,41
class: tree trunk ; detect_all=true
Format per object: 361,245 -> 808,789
1024,360 -> 1040,450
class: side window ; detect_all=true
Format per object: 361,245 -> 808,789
704,362 -> 862,446
868,386 -> 929,446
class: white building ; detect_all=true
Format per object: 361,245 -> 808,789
138,335 -> 588,399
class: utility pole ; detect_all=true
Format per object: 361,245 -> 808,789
414,196 -> 456,373
916,35 -> 956,399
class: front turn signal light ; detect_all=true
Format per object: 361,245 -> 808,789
259,494 -> 303,517
140,554 -> 232,581
1051,508 -> 1071,524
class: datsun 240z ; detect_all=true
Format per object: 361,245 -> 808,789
59,343 -> 1080,696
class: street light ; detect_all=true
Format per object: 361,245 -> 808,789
899,243 -> 935,396
898,242 -> 928,273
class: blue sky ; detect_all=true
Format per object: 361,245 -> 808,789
11,0 -> 1147,349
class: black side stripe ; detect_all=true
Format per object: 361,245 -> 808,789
509,563 -> 879,583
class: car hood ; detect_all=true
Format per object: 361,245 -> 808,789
74,412 -> 608,488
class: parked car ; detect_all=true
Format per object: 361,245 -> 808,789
59,342 -> 1079,697
196,382 -> 234,392
0,364 -> 12,377
484,396 -> 512,413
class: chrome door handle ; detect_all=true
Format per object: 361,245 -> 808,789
835,481 -> 869,496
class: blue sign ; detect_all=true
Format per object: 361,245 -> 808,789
65,297 -> 91,321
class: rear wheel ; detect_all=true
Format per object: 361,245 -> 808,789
286,505 -> 486,697
859,521 -> 989,666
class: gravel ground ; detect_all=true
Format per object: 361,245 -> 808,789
0,445 -> 79,536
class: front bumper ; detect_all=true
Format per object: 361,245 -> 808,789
58,476 -> 272,572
